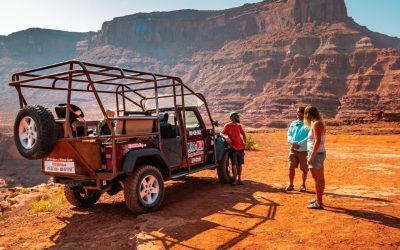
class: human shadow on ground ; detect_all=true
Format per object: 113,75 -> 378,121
324,205 -> 400,229
324,192 -> 391,203
47,177 -> 282,249
284,190 -> 391,203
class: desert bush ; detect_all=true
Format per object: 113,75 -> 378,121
30,188 -> 66,213
245,133 -> 258,151
19,188 -> 31,194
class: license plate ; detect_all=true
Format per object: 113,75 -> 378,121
44,158 -> 75,174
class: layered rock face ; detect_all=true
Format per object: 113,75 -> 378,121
81,0 -> 400,124
90,0 -> 349,58
0,29 -> 92,121
0,28 -> 91,65
1,0 -> 400,126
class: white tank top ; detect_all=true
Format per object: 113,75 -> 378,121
307,125 -> 326,153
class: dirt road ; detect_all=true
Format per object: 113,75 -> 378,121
1,132 -> 399,249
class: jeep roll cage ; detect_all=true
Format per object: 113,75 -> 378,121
9,60 -> 217,180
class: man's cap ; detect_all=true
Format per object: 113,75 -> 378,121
230,112 -> 239,118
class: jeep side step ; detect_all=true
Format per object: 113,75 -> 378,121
170,163 -> 218,179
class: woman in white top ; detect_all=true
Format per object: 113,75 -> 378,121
304,106 -> 326,209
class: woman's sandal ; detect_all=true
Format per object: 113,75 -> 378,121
308,198 -> 324,205
308,201 -> 324,209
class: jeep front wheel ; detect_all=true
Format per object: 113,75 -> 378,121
14,105 -> 57,159
124,165 -> 165,213
64,186 -> 101,207
217,150 -> 234,183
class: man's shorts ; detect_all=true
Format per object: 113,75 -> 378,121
308,151 -> 326,169
288,150 -> 308,172
229,148 -> 245,166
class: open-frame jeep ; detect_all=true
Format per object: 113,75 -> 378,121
9,60 -> 235,213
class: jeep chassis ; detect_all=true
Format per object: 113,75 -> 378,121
9,60 -> 235,213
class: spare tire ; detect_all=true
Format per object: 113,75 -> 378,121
217,150 -> 234,183
14,105 -> 57,160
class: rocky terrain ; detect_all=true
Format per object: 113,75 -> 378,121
0,0 -> 399,126
1,132 -> 399,249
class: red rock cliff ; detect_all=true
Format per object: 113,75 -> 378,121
79,0 -> 400,125
1,0 -> 399,126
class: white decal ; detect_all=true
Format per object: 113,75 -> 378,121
189,130 -> 202,136
190,156 -> 202,164
128,143 -> 147,149
44,159 -> 75,174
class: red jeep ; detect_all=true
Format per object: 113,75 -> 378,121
9,61 -> 234,213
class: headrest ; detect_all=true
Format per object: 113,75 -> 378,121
158,113 -> 169,123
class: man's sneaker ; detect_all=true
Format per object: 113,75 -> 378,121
237,180 -> 244,185
285,184 -> 294,191
231,180 -> 238,186
299,185 -> 306,192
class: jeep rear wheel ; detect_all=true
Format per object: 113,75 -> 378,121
64,185 -> 101,207
14,105 -> 57,159
124,165 -> 165,213
217,150 -> 234,183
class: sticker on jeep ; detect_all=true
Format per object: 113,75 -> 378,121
128,143 -> 148,149
189,130 -> 202,136
187,140 -> 204,157
190,156 -> 202,164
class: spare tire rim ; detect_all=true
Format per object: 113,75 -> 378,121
139,175 -> 159,205
18,116 -> 37,149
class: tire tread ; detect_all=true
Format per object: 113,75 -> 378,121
14,105 -> 57,159
124,165 -> 165,214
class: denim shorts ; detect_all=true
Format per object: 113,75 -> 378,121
308,151 -> 326,169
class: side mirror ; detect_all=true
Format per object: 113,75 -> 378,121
213,120 -> 219,127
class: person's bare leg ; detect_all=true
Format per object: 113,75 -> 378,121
237,164 -> 243,184
289,168 -> 295,186
302,170 -> 308,187
311,168 -> 323,204
232,164 -> 238,184
321,166 -> 325,198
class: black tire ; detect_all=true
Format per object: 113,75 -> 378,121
64,185 -> 101,207
107,182 -> 123,196
14,105 -> 57,159
124,165 -> 165,214
217,150 -> 234,183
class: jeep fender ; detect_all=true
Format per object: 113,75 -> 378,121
122,148 -> 169,175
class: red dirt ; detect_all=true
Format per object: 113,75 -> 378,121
0,131 -> 399,249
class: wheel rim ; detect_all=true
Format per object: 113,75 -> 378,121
18,116 -> 37,149
139,175 -> 160,205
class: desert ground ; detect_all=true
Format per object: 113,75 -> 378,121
0,130 -> 400,249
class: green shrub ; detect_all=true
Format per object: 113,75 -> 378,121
245,133 -> 258,151
19,188 -> 31,194
30,189 -> 66,213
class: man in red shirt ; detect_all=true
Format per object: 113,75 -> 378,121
221,112 -> 246,185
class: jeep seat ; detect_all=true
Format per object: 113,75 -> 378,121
159,113 -> 176,138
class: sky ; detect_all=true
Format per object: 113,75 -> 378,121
0,0 -> 399,38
